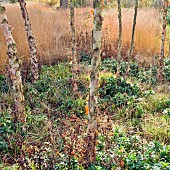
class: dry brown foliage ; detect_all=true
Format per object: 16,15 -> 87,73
0,3 -> 165,73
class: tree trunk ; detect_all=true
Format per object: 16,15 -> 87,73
85,0 -> 103,165
60,0 -> 68,8
117,0 -> 122,77
70,0 -> 78,92
157,0 -> 168,81
0,6 -> 26,123
125,0 -> 138,79
19,0 -> 39,83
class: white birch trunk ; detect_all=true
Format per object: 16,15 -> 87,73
70,0 -> 78,92
0,6 -> 26,123
19,0 -> 39,82
85,0 -> 103,165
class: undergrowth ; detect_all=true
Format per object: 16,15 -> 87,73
0,59 -> 170,169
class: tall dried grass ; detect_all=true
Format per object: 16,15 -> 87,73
0,3 -> 165,73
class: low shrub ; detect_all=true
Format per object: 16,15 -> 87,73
100,59 -> 139,77
0,112 -> 14,154
25,63 -> 87,117
99,76 -> 141,107
95,129 -> 170,169
137,69 -> 157,84
100,58 -> 170,84
0,76 -> 9,95
164,65 -> 170,81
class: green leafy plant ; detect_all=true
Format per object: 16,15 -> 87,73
99,76 -> 141,107
100,59 -> 139,77
0,76 -> 9,95
0,112 -> 14,154
25,64 -> 87,117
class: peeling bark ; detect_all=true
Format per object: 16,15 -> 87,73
157,0 -> 168,81
19,0 -> 39,82
125,0 -> 138,79
0,6 -> 26,123
117,0 -> 122,77
70,0 -> 78,92
85,0 -> 103,165
89,1 -> 102,118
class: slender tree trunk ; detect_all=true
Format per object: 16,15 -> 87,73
70,0 -> 78,92
19,0 -> 39,83
117,0 -> 122,77
125,0 -> 138,79
157,0 -> 168,81
0,6 -> 26,123
85,0 -> 103,165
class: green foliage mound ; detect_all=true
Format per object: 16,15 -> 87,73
25,63 -> 86,117
0,75 -> 9,95
164,58 -> 170,81
99,76 -> 141,107
0,113 -> 14,155
100,59 -> 139,77
95,129 -> 170,169
100,58 -> 170,84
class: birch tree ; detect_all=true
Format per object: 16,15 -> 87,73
70,0 -> 78,92
0,5 -> 26,123
85,0 -> 103,164
157,0 -> 168,81
19,0 -> 39,82
125,0 -> 138,78
117,0 -> 122,77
